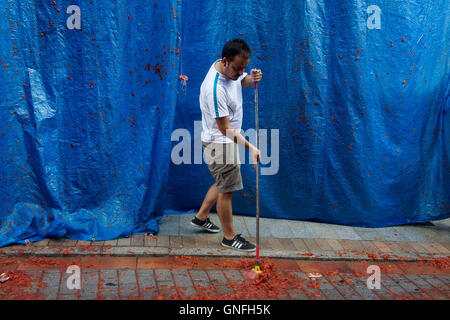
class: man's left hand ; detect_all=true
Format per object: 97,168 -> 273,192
251,69 -> 262,83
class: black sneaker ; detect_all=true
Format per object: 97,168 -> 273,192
221,234 -> 256,252
191,216 -> 220,233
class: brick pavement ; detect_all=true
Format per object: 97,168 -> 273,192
0,256 -> 448,300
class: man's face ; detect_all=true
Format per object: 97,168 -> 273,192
222,55 -> 250,80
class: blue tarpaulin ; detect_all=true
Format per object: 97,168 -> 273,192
0,1 -> 448,247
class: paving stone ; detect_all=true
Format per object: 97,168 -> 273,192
190,275 -> 211,290
305,276 -> 345,300
196,236 -> 210,248
178,285 -> 197,298
372,241 -> 393,253
155,269 -> 173,282
420,242 -> 443,254
396,227 -> 430,242
418,275 -> 449,299
206,270 -> 228,284
286,222 -> 317,238
278,238 -> 297,251
214,284 -> 234,295
291,238 -> 310,251
60,268 -> 81,295
169,236 -> 183,248
233,215 -> 251,237
308,222 -> 340,239
416,228 -> 449,243
189,269 -> 209,282
393,241 -> 416,253
18,270 -> 42,296
314,239 -> 334,251
384,241 -> 403,252
331,226 -> 362,240
259,237 -> 273,250
287,289 -> 309,300
301,285 -> 326,300
130,234 -> 145,247
179,214 -> 195,236
181,236 -> 197,248
303,239 -> 321,252
156,235 -> 170,247
267,219 -> 295,238
326,239 -> 345,251
347,240 -> 366,251
137,270 -> 156,288
205,235 -> 220,249
375,227 -> 405,242
137,269 -> 158,299
62,239 -> 78,247
34,239 -> 49,246
172,269 -> 194,287
379,274 -> 410,299
327,274 -> 363,300
389,273 -> 429,299
103,239 -> 118,246
268,238 -> 285,250
321,288 -> 346,300
435,274 -> 450,285
144,234 -> 157,247
354,228 -> 382,241
39,270 -> 61,299
405,241 -> 429,253
48,238 -> 65,246
428,243 -> 449,254
117,237 -> 131,246
158,215 -> 180,236
80,270 -> 98,299
350,277 -> 380,300
361,241 -> 379,252
79,287 -> 98,300
118,269 -> 138,298
76,240 -> 91,246
391,226 -> 420,242
99,269 -> 119,300
223,269 -> 244,281
59,294 -> 78,300
420,275 -> 448,293
403,274 -> 433,289
157,282 -> 177,298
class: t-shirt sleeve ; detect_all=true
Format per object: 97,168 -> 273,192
239,72 -> 248,81
212,85 -> 229,118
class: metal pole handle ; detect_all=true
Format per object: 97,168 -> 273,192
254,81 -> 260,265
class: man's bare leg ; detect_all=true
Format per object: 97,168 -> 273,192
216,191 -> 236,240
196,183 -> 218,221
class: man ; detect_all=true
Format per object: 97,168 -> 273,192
191,39 -> 262,252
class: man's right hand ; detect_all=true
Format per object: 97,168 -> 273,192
250,146 -> 261,170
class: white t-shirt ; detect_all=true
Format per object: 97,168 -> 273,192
200,60 -> 247,143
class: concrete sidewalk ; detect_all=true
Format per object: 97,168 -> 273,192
1,213 -> 449,262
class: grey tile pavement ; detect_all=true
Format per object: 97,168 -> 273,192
159,213 -> 450,243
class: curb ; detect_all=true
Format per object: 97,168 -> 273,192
1,246 -> 448,262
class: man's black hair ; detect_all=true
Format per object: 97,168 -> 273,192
222,39 -> 251,62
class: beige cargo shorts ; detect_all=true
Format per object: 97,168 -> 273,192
202,142 -> 243,193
